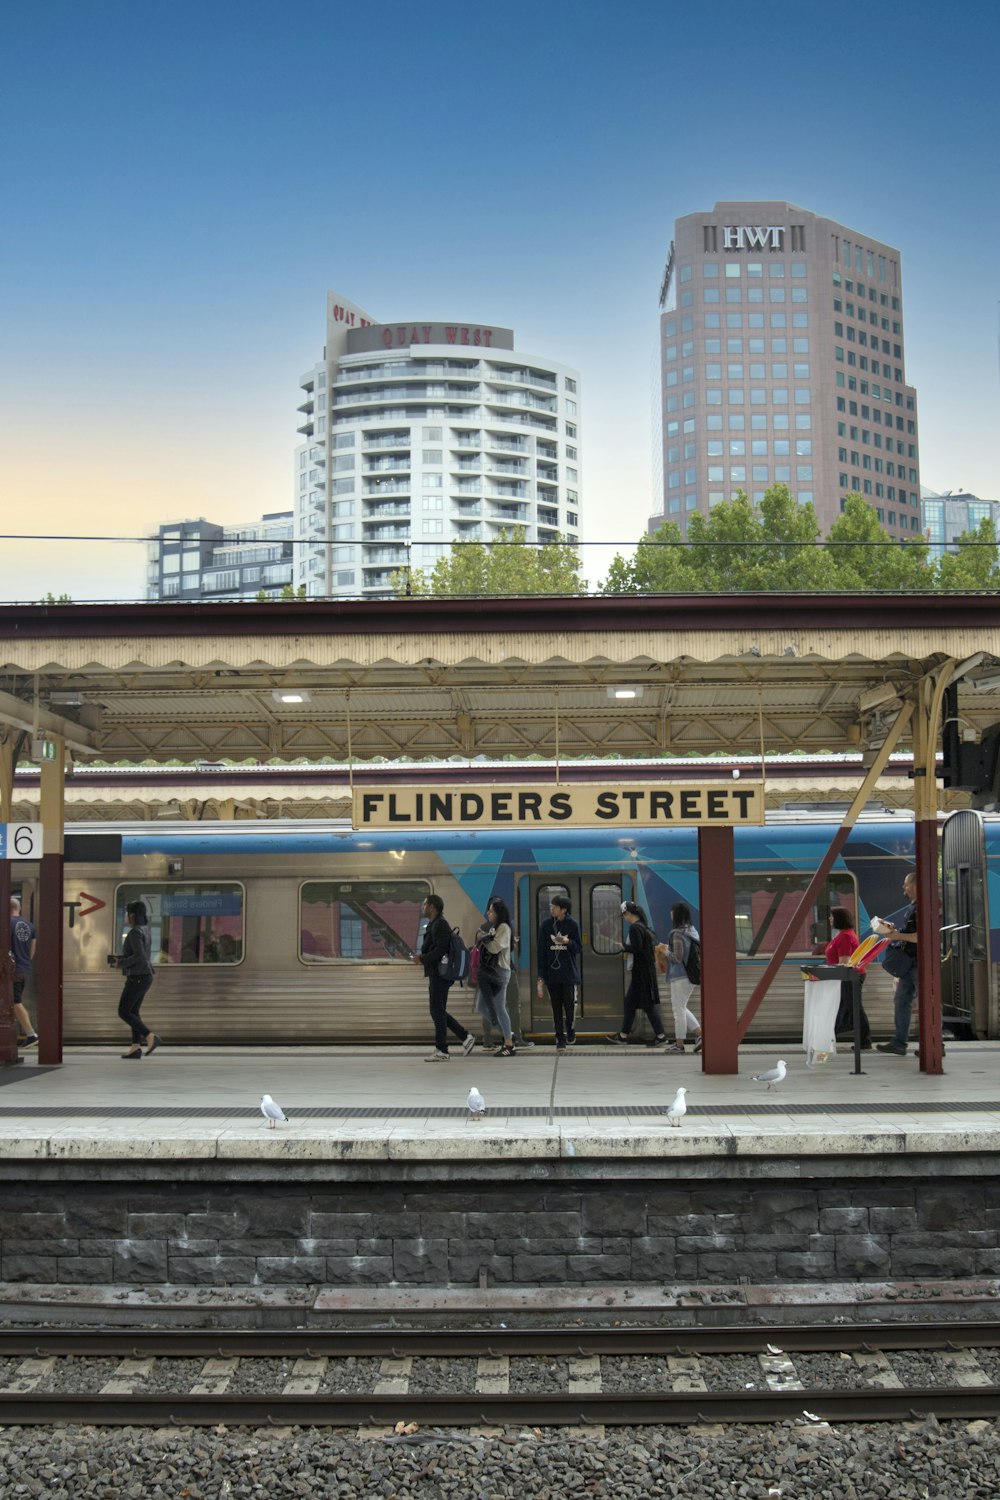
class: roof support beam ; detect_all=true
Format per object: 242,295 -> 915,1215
0,690 -> 98,757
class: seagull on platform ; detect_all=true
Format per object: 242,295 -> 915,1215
751,1060 -> 787,1091
467,1086 -> 486,1121
260,1094 -> 288,1128
666,1086 -> 687,1127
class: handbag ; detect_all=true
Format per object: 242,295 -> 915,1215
881,942 -> 915,979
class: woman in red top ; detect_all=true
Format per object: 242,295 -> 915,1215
826,907 -> 871,1048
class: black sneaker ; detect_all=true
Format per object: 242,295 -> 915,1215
496,1044 -> 517,1057
21,1033 -> 38,1048
556,1041 -> 567,1051
604,1033 -> 629,1044
567,1032 -> 577,1045
875,1041 -> 907,1056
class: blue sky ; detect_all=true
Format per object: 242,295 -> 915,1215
2,0 -> 998,599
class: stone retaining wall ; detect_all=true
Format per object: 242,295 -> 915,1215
2,1162 -> 997,1287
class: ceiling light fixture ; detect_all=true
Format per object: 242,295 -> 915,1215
272,689 -> 312,704
607,686 -> 643,701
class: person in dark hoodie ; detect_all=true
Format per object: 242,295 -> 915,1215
413,893 -> 474,1062
537,895 -> 582,1049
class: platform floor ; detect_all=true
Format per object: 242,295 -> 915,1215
2,1041 -> 1000,1161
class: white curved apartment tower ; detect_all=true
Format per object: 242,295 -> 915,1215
295,293 -> 582,596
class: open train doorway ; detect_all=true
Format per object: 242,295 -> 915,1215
941,809 -> 990,1038
518,872 -> 634,1038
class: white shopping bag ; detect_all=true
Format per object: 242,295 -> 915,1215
803,980 -> 840,1067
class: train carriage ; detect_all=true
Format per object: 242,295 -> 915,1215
16,810 -> 996,1047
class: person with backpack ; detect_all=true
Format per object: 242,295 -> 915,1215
414,894 -> 475,1062
605,901 -> 669,1048
474,898 -> 517,1058
658,902 -> 703,1055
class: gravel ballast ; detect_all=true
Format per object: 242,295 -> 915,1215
2,1417 -> 1000,1499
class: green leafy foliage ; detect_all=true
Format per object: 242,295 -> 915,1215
392,526 -> 583,597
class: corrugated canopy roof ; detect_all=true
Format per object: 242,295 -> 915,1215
1,593 -> 998,763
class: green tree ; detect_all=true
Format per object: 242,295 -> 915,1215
601,485 -> 825,594
279,583 -> 307,600
824,493 -> 932,590
600,521 -> 703,593
393,527 -> 583,597
934,516 -> 1000,591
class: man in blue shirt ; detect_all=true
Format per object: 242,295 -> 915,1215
9,896 -> 38,1048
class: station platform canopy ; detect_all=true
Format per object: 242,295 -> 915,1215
0,592 -> 998,773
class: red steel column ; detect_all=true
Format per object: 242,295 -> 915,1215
698,825 -> 739,1074
0,856 -> 15,1065
914,815 -> 943,1075
36,741 -> 65,1065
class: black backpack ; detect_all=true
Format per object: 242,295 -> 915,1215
671,928 -> 701,985
439,926 -> 469,986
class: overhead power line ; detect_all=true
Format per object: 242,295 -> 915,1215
0,533 -> 985,550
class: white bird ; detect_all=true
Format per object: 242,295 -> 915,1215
751,1060 -> 787,1091
666,1086 -> 687,1126
260,1094 -> 288,1128
467,1086 -> 486,1120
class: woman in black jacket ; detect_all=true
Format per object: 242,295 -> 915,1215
118,901 -> 161,1059
605,901 -> 669,1047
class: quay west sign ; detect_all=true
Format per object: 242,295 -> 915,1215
347,323 -> 515,355
723,225 -> 784,251
353,782 -> 765,831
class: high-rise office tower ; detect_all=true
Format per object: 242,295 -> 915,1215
295,294 -> 581,596
653,202 -> 919,537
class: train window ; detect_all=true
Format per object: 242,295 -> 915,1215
300,880 -> 429,962
590,883 -> 623,955
114,884 -> 244,966
734,873 -> 858,957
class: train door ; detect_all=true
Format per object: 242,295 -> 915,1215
519,872 -> 634,1037
941,809 -> 989,1037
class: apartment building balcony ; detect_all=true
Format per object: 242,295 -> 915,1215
363,479 -> 410,495
364,458 -> 411,474
537,508 -> 559,527
364,502 -> 410,518
537,466 -> 559,484
485,435 -> 528,453
489,504 -> 529,524
455,479 -> 482,495
489,461 -> 527,476
486,366 -> 557,391
297,421 -> 315,437
453,458 -> 482,472
452,435 -> 481,449
485,391 -> 557,413
297,397 -> 315,414
363,433 -> 412,451
366,548 -> 409,566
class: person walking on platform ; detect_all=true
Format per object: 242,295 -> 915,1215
477,896 -> 533,1050
475,898 -> 517,1057
9,896 -> 38,1048
117,901 -> 160,1060
658,902 -> 703,1055
827,907 -> 872,1048
877,870 -> 919,1056
537,895 -> 582,1049
606,901 -> 668,1047
414,894 -> 474,1062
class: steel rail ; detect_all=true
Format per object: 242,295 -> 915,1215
4,1321 -> 1000,1359
3,1387 -> 1000,1428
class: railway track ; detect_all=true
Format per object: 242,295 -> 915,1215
3,1322 -> 1000,1427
